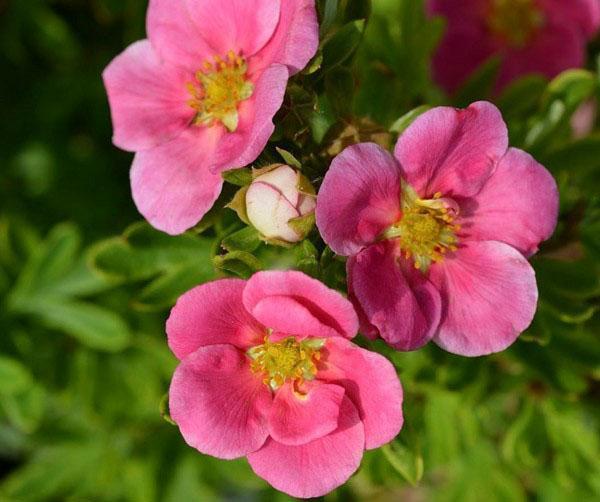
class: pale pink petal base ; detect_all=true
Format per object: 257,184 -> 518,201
248,397 -> 364,499
348,241 -> 442,351
169,344 -> 272,459
394,102 -> 508,197
243,271 -> 359,340
316,143 -> 402,256
319,338 -> 404,449
461,148 -> 559,256
246,181 -> 300,241
429,241 -> 538,356
268,381 -> 345,446
166,279 -> 264,359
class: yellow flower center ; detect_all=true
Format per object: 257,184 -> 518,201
186,51 -> 254,132
383,184 -> 460,272
487,0 -> 545,48
247,336 -> 325,391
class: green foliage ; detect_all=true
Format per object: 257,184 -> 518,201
1,0 -> 599,500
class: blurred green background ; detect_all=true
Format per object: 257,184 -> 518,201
1,0 -> 599,500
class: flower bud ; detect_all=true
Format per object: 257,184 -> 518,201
246,164 -> 316,244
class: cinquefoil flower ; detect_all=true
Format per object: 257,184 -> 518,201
167,271 -> 403,498
103,0 -> 318,234
316,102 -> 559,356
428,0 -> 600,93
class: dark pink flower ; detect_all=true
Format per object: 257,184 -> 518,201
167,271 -> 403,498
428,0 -> 600,93
316,102 -> 559,356
103,0 -> 318,234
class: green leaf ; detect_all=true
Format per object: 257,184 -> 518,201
226,186 -> 251,225
159,393 -> 176,426
322,19 -> 366,72
31,299 -> 131,352
381,441 -> 424,486
325,67 -> 355,116
288,212 -> 316,240
0,357 -> 32,396
390,105 -> 432,134
222,167 -> 253,187
213,251 -> 262,279
275,147 -> 302,169
0,384 -> 45,434
134,263 -> 215,311
0,441 -> 105,501
221,226 -> 262,253
89,222 -> 213,282
11,223 -> 81,298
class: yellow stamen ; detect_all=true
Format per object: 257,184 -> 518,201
186,51 -> 254,132
381,183 -> 460,273
247,336 -> 325,391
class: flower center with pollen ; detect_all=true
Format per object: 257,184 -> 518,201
247,336 -> 325,391
186,51 -> 254,132
382,183 -> 460,272
487,0 -> 545,48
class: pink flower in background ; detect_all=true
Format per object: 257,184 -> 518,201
428,0 -> 600,94
316,101 -> 559,356
167,271 -> 403,498
103,0 -> 318,235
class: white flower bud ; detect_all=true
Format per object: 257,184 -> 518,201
246,165 -> 316,243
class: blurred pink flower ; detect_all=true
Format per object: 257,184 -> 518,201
167,271 -> 403,498
103,0 -> 318,235
428,0 -> 600,93
316,101 -> 559,356
571,98 -> 598,139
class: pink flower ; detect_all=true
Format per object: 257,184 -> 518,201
167,271 -> 403,498
103,0 -> 318,235
428,0 -> 600,93
316,102 -> 559,356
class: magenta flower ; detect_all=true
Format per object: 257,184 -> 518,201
166,271 -> 403,498
103,0 -> 318,235
316,102 -> 559,356
428,0 -> 600,93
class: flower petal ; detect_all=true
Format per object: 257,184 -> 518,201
497,22 -> 585,91
253,165 -> 301,207
460,148 -> 559,257
316,143 -> 402,257
394,102 -> 508,198
212,64 -> 289,171
348,241 -> 442,351
430,24 -> 496,95
148,0 -> 280,67
169,344 -> 272,459
254,0 -> 319,74
130,129 -> 224,235
268,381 -> 345,446
166,279 -> 265,359
102,40 -> 193,152
540,0 -> 600,39
147,0 -> 215,69
243,271 -> 359,340
318,338 -> 404,450
429,240 -> 538,356
248,397 -> 364,499
246,181 -> 301,241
